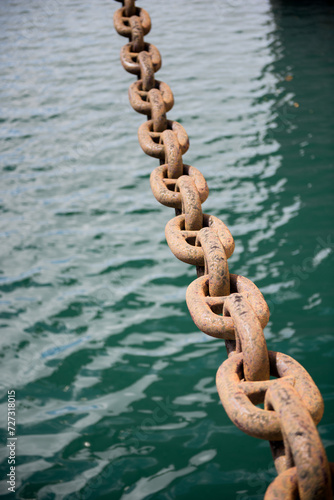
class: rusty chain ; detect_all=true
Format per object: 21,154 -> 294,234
113,2 -> 333,497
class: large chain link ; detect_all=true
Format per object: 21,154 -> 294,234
113,2 -> 333,497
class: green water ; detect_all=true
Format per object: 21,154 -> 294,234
0,0 -> 333,499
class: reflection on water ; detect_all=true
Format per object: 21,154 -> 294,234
0,0 -> 333,498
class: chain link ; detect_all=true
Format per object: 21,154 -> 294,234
114,4 -> 151,38
113,2 -> 333,497
195,227 -> 230,296
150,163 -> 208,209
264,380 -> 332,499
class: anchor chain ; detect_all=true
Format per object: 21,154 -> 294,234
113,2 -> 333,497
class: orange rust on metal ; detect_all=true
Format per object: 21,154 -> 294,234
216,351 -> 324,441
138,120 -> 188,159
138,51 -> 155,91
148,88 -> 167,132
240,376 -> 295,406
223,293 -> 269,381
264,381 -> 332,499
114,6 -> 151,38
269,439 -> 289,476
120,42 -> 161,76
165,213 -> 234,267
123,0 -> 136,17
265,463 -> 334,500
113,2 -> 331,497
161,129 -> 183,179
128,79 -> 174,115
186,273 -> 268,338
176,176 -> 203,230
129,16 -> 144,52
195,227 -> 230,297
150,164 -> 208,209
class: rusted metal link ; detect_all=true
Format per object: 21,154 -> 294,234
223,293 -> 269,381
161,129 -> 184,178
269,440 -> 289,476
216,350 -> 324,441
195,226 -> 233,354
147,88 -> 167,132
166,213 -> 234,267
114,6 -> 151,38
186,273 -> 269,339
138,51 -> 155,91
195,227 -> 230,296
265,463 -> 334,500
264,380 -> 332,499
128,79 -> 174,115
138,120 -> 189,160
129,16 -> 144,52
123,0 -> 136,17
120,42 -> 161,75
150,163 -> 208,209
176,176 -> 202,231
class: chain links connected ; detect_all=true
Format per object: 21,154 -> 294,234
113,2 -> 333,497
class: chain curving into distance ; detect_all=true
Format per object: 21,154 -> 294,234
113,1 -> 333,497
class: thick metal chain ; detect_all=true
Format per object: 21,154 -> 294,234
113,2 -> 333,497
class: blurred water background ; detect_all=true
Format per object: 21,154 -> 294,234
0,0 -> 333,498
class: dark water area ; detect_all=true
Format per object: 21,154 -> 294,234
0,0 -> 333,499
